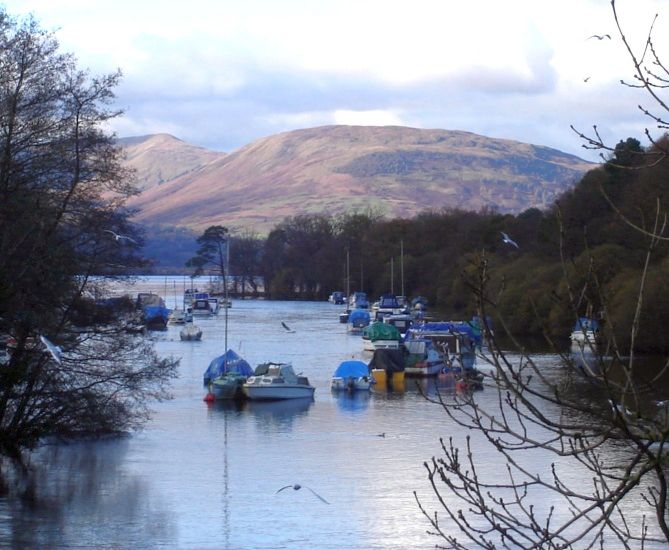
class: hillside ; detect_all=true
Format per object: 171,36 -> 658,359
118,134 -> 225,192
123,126 -> 595,233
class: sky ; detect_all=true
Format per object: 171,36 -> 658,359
4,0 -> 669,161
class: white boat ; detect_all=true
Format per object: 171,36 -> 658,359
243,362 -> 315,400
331,360 -> 372,391
169,308 -> 192,324
570,317 -> 599,344
361,321 -> 402,351
180,323 -> 202,341
373,294 -> 406,322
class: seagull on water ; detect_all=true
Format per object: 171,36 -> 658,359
500,232 -> 519,249
276,484 -> 329,504
281,321 -> 295,333
103,229 -> 137,244
39,335 -> 62,364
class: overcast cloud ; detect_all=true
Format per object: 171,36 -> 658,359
5,0 -> 668,161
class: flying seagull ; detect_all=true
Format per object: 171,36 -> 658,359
276,484 -> 330,504
583,76 -> 591,82
587,34 -> 611,40
281,321 -> 295,333
39,335 -> 62,364
103,229 -> 137,244
500,232 -> 519,249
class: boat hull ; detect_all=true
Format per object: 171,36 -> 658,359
243,384 -> 315,400
209,374 -> 247,400
331,376 -> 372,391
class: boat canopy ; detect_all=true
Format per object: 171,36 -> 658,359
333,360 -> 369,378
362,321 -> 402,342
349,309 -> 370,325
368,348 -> 405,373
203,349 -> 253,385
378,294 -> 400,309
573,317 -> 599,333
407,321 -> 481,347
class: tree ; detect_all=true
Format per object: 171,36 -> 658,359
418,2 -> 669,546
186,225 -> 230,288
0,10 -> 178,472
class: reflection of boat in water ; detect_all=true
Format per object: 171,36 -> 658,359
570,342 -> 602,377
244,396 -> 313,417
180,322 -> 202,341
332,390 -> 371,413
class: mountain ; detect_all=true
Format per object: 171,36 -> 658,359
123,126 -> 595,233
118,134 -> 224,192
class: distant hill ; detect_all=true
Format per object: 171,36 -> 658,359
122,126 -> 596,233
118,134 -> 224,192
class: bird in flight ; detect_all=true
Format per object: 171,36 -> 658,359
587,34 -> 611,40
500,232 -> 519,249
104,229 -> 137,244
39,335 -> 62,364
276,484 -> 329,504
281,321 -> 295,333
583,76 -> 591,82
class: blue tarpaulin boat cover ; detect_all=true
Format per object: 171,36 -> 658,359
349,309 -> 370,326
203,349 -> 253,385
409,321 -> 481,346
573,317 -> 599,332
333,360 -> 369,378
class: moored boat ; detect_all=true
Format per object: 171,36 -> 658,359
331,360 -> 372,391
570,317 -> 599,344
205,350 -> 254,401
243,362 -> 315,400
136,293 -> 170,330
347,309 -> 371,333
361,321 -> 402,351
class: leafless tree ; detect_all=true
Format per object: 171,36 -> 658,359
417,2 -> 669,547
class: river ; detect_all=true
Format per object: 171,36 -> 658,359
0,281 -> 666,548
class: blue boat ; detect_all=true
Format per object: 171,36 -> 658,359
347,309 -> 371,333
349,291 -> 369,309
570,317 -> 600,344
331,360 -> 372,391
136,293 -> 170,330
204,349 -> 254,401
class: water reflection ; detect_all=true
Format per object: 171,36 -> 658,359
332,390 -> 371,414
206,397 -> 314,432
0,439 -> 175,548
569,342 -> 603,376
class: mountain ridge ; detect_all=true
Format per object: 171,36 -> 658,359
122,125 -> 596,233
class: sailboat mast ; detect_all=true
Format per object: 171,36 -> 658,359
401,239 -> 404,299
390,257 -> 394,295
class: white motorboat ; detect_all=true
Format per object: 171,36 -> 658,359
243,362 -> 315,400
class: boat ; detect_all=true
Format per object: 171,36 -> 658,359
205,350 -> 254,400
347,309 -> 371,333
180,322 -> 202,341
383,312 -> 413,337
405,322 -> 479,374
243,362 -> 315,400
570,317 -> 599,344
329,291 -> 346,305
373,293 -> 406,322
349,291 -> 369,310
331,360 -> 373,391
367,348 -> 406,390
169,307 -> 192,324
136,293 -> 170,330
403,336 -> 446,377
361,321 -> 402,351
